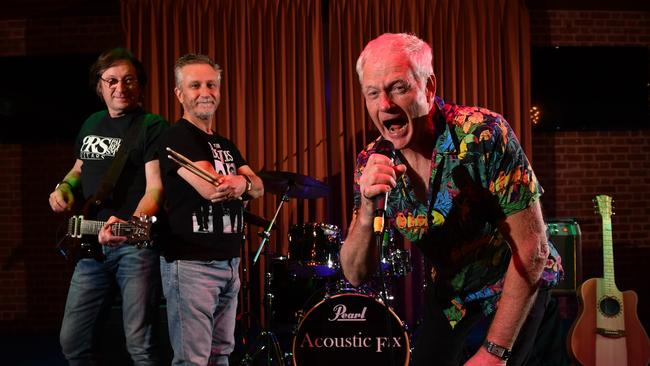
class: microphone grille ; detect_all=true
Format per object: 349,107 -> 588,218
374,139 -> 395,159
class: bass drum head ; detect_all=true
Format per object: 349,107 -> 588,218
292,293 -> 410,366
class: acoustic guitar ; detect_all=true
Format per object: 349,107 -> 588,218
568,195 -> 650,366
57,214 -> 155,262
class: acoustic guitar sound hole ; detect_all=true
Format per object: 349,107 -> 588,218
598,296 -> 621,317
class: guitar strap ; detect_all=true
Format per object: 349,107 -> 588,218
88,110 -> 146,211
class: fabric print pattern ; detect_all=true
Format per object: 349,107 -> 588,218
193,204 -> 213,233
221,207 -> 242,234
209,142 -> 237,176
80,135 -> 121,160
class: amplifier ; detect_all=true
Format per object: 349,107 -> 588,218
547,218 -> 582,294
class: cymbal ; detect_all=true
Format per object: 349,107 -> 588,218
257,171 -> 329,199
243,210 -> 276,230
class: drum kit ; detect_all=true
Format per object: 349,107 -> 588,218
165,149 -> 413,365
239,171 -> 413,366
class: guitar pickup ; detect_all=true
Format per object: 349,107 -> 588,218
68,215 -> 83,238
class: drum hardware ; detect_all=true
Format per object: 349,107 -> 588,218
256,170 -> 330,200
252,171 -> 330,264
287,223 -> 342,278
240,171 -> 329,366
240,193 -> 288,365
237,212 -> 278,354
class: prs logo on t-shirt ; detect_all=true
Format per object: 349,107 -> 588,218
208,142 -> 237,175
80,135 -> 121,160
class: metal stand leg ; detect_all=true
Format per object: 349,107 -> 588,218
239,246 -> 285,365
240,190 -> 290,366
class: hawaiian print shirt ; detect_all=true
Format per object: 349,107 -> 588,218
353,97 -> 563,328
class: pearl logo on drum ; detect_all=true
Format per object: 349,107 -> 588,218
328,304 -> 367,321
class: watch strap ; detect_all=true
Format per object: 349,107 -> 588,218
242,175 -> 252,191
483,340 -> 511,361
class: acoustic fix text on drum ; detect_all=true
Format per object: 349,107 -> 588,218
292,293 -> 410,366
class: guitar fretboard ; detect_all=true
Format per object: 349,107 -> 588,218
595,195 -> 618,293
68,217 -> 135,238
602,215 -> 616,291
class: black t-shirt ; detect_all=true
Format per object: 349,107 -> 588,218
158,118 -> 247,261
75,108 -> 168,220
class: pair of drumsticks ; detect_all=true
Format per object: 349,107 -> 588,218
166,147 -> 221,186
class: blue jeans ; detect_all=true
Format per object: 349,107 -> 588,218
59,244 -> 160,366
160,257 -> 240,366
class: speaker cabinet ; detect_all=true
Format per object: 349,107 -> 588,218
547,218 -> 582,294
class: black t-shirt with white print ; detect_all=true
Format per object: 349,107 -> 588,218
158,118 -> 247,261
75,108 -> 168,221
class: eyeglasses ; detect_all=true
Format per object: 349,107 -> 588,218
100,76 -> 138,88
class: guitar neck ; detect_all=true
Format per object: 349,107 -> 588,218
68,217 -> 135,237
601,215 -> 616,290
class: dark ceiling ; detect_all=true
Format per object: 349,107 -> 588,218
526,0 -> 650,11
1,0 -> 648,20
0,0 -> 119,20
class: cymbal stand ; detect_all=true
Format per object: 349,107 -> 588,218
240,187 -> 290,366
253,185 -> 290,264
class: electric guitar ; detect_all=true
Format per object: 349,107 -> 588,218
57,214 -> 155,262
568,195 -> 650,366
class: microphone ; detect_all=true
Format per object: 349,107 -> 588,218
372,139 -> 395,234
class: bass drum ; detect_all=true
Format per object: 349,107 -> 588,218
292,293 -> 410,366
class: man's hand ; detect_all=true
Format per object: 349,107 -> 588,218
358,153 -> 406,207
209,174 -> 247,203
49,184 -> 75,212
464,346 -> 507,366
98,216 -> 128,246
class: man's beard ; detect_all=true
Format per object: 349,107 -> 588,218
192,99 -> 217,120
194,110 -> 215,120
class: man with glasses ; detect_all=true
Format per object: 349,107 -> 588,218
48,48 -> 168,365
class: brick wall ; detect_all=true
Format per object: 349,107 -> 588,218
0,14 -> 121,333
0,16 -> 121,56
530,10 -> 650,46
0,144 -> 77,332
530,9 -> 650,330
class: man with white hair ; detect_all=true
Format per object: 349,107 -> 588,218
340,33 -> 563,366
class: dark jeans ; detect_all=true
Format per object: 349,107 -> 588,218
60,245 -> 161,366
413,287 -> 551,366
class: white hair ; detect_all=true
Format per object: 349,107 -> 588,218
356,33 -> 434,84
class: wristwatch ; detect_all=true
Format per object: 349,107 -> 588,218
483,340 -> 511,361
242,175 -> 252,192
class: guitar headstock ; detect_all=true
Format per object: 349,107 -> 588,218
124,215 -> 156,243
594,195 -> 614,218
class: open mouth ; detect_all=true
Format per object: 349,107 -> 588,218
383,117 -> 408,134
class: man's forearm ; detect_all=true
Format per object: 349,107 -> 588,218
485,201 -> 549,349
340,202 -> 379,286
484,261 -> 540,348
133,187 -> 163,217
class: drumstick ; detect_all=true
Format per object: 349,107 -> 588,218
166,147 -> 219,186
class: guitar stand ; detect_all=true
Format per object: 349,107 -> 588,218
239,188 -> 291,366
